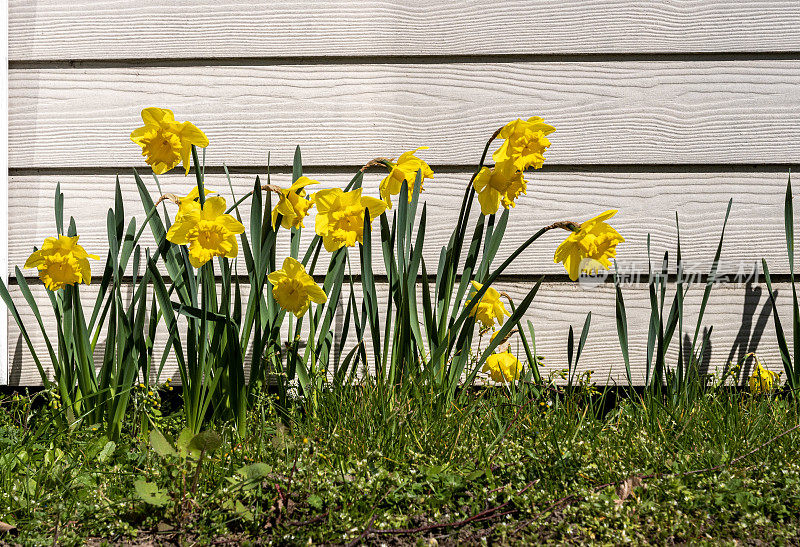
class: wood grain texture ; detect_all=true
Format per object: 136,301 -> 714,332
9,61 -> 800,168
7,280 -> 793,386
9,0 -> 800,60
7,170 -> 792,277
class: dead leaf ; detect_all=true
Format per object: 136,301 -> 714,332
0,521 -> 17,534
615,476 -> 643,507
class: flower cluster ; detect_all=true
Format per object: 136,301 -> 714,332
129,109 -> 423,317
473,116 -> 556,216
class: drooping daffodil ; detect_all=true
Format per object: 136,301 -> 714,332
464,281 -> 510,329
482,351 -> 522,383
379,147 -> 434,208
492,116 -> 555,172
473,160 -> 527,215
272,176 -> 318,230
554,210 -> 624,281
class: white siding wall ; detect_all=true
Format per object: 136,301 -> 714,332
5,0 -> 800,385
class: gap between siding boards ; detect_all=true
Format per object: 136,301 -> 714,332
9,51 -> 800,70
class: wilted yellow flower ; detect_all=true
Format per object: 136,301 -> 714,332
379,147 -> 434,208
554,210 -> 625,281
267,257 -> 327,318
492,116 -> 555,171
482,351 -> 522,383
24,235 -> 99,291
314,188 -> 388,252
272,177 -> 318,230
473,160 -> 527,215
130,107 -> 209,175
166,195 -> 245,268
465,281 -> 510,329
749,364 -> 778,394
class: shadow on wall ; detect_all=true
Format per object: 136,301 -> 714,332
725,281 -> 775,382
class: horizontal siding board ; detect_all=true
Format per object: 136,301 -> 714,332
8,61 -> 800,168
7,170 -> 791,277
9,0 -> 800,60
7,280 -> 793,386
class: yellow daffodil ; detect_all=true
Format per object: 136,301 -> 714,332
554,210 -> 625,281
482,351 -> 522,383
174,185 -> 216,222
24,235 -> 99,291
492,116 -> 555,171
272,177 -> 318,230
180,185 -> 215,205
473,160 -> 527,215
749,364 -> 778,394
314,188 -> 388,252
166,195 -> 245,268
130,107 -> 209,175
465,281 -> 510,329
379,147 -> 434,208
267,257 -> 327,318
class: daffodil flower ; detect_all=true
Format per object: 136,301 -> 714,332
314,188 -> 388,252
174,186 -> 216,222
272,177 -> 318,230
166,195 -> 245,268
24,235 -> 99,291
749,363 -> 778,394
554,210 -> 625,281
482,351 -> 522,383
379,147 -> 434,208
465,281 -> 510,329
492,116 -> 555,172
130,107 -> 209,175
267,257 -> 327,317
473,160 -> 527,215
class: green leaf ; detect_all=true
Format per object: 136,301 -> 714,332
293,146 -> 303,183
176,428 -> 196,459
614,265 -> 632,388
763,259 -> 793,387
307,494 -> 324,510
150,429 -> 177,458
54,182 -> 64,236
98,441 -> 116,464
134,480 -> 170,507
237,462 -> 273,480
189,430 -> 223,453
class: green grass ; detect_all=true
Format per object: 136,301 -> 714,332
1,382 -> 799,545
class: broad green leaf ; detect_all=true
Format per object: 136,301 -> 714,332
189,430 -> 223,453
134,480 -> 170,507
150,429 -> 177,458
